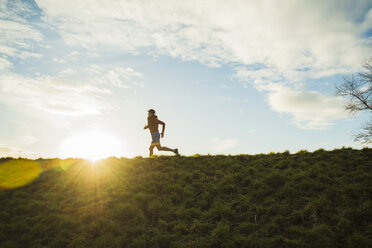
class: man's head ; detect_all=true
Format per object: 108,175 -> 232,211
148,109 -> 156,116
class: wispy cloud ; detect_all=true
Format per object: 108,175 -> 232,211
104,67 -> 143,89
52,51 -> 80,63
84,64 -> 103,75
0,1 -> 43,59
88,66 -> 145,89
0,73 -> 112,116
58,68 -> 76,76
0,57 -> 12,71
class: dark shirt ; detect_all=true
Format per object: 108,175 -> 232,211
147,115 -> 164,133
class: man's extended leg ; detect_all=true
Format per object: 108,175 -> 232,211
156,144 -> 177,154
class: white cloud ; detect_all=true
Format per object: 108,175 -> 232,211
0,73 -> 112,116
85,64 -> 103,75
59,68 -> 75,76
211,137 -> 238,153
0,45 -> 16,56
36,0 -> 371,73
235,66 -> 351,129
3,0 -> 370,79
83,65 -> 145,88
0,0 -> 37,20
105,67 -> 143,88
52,51 -> 79,63
0,19 -> 43,49
0,1 -> 44,60
18,51 -> 42,59
0,57 -> 12,71
234,67 -> 285,91
92,66 -> 144,89
267,85 -> 348,129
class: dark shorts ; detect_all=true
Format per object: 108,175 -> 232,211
151,132 -> 160,145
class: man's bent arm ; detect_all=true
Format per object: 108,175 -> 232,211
158,120 -> 165,133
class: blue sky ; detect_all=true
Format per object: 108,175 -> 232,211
0,0 -> 371,158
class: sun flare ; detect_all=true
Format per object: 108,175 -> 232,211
59,131 -> 124,161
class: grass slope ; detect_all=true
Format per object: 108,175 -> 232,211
0,148 -> 371,248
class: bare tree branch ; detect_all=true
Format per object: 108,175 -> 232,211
336,58 -> 372,143
354,119 -> 372,144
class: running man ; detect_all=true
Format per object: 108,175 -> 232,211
144,109 -> 179,157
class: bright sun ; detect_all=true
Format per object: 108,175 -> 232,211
59,131 -> 124,161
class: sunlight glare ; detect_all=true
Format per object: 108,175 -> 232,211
59,131 -> 124,161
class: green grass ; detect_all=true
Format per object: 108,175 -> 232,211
0,148 -> 371,248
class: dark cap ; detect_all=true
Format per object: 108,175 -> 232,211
148,109 -> 155,114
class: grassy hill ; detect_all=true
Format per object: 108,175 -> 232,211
0,148 -> 371,248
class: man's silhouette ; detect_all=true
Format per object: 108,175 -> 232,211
144,109 -> 178,157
